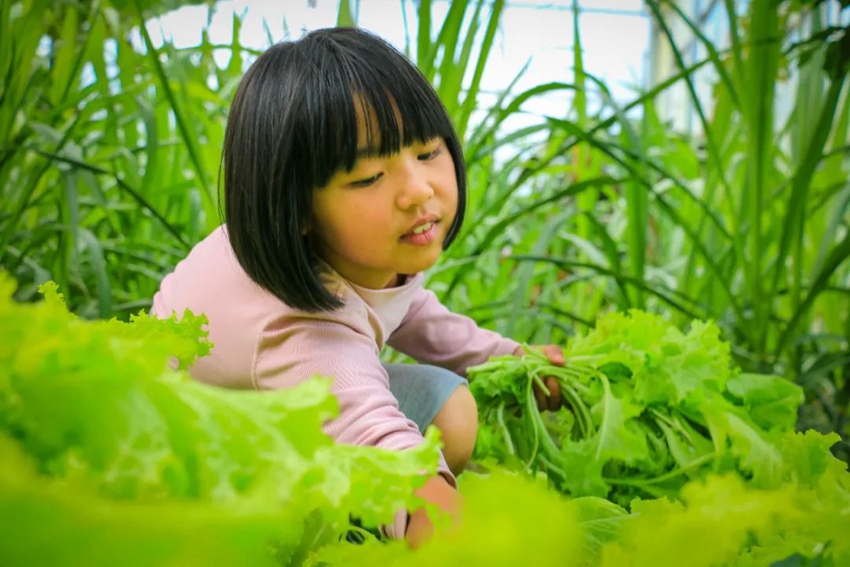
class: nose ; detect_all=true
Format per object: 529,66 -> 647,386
395,158 -> 435,210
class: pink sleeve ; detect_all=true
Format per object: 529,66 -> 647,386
253,314 -> 456,539
387,288 -> 521,376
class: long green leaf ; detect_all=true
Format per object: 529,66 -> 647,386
506,210 -> 571,337
134,1 -> 215,222
33,149 -> 190,250
775,232 -> 850,357
645,0 -> 736,220
456,0 -> 504,141
433,0 -> 471,106
506,255 -> 705,319
748,0 -> 781,357
770,71 -> 845,298
336,0 -> 356,27
416,0 -> 433,76
663,0 -> 739,108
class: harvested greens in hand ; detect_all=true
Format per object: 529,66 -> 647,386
468,310 -> 806,505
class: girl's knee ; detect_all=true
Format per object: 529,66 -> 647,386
432,385 -> 478,476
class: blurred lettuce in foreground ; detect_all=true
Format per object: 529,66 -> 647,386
2,271 -> 849,566
1,438 -> 286,567
0,272 -> 440,565
309,463 -> 850,567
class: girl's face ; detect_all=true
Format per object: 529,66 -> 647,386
311,110 -> 458,289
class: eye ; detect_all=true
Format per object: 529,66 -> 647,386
350,173 -> 382,188
418,147 -> 442,161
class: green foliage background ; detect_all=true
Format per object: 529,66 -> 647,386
1,0 -> 848,458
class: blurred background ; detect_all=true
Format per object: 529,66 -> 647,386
1,0 -> 848,459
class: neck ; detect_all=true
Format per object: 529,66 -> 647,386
383,274 -> 404,289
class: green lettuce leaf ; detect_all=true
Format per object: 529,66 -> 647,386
0,272 -> 441,562
309,470 -> 590,567
726,373 -> 804,433
0,437 -> 291,566
565,312 -> 731,404
599,463 -> 850,566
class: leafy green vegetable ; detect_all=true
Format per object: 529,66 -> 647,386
308,470 -> 590,567
604,463 -> 850,567
4,275 -> 849,566
0,438 -> 287,567
309,467 -> 850,567
0,272 -> 441,564
726,373 -> 803,432
467,310 -> 809,504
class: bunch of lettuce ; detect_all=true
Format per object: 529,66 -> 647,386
468,310 -> 814,504
0,273 -> 440,565
310,449 -> 850,566
308,310 -> 850,566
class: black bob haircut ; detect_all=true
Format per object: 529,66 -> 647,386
223,27 -> 467,312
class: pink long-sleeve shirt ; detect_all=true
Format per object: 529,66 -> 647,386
151,226 -> 519,536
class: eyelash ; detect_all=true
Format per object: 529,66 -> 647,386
351,174 -> 382,188
418,147 -> 442,161
349,147 -> 442,187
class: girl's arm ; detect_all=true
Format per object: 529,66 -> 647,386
387,288 -> 520,376
253,314 -> 458,540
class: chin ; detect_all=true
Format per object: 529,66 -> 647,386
406,255 -> 442,275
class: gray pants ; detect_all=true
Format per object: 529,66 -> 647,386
383,363 -> 468,434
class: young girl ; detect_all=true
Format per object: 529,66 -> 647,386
151,26 -> 564,546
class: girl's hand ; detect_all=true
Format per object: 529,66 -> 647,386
406,475 -> 461,548
513,345 -> 565,412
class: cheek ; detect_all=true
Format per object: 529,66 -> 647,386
312,202 -> 348,244
328,199 -> 388,243
440,171 -> 459,209
346,199 -> 385,228
439,158 -> 459,201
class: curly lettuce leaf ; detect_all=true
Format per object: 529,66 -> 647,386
469,308 -> 822,507
774,431 -> 850,495
0,437 -> 295,567
599,463 -> 850,566
6,324 -> 339,502
726,373 -> 804,433
121,309 -> 213,369
699,394 -> 785,486
307,468 -> 850,567
1,272 -> 441,561
563,312 -> 730,390
309,470 -> 590,567
561,374 -> 651,500
310,427 -> 441,528
564,311 -> 732,406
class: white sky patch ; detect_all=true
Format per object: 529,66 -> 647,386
144,0 -> 650,141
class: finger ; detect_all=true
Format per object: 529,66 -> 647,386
542,345 -> 565,366
533,383 -> 547,412
546,377 -> 561,411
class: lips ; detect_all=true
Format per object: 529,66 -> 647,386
402,214 -> 440,239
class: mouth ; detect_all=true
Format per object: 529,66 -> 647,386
400,218 -> 440,245
401,215 -> 440,237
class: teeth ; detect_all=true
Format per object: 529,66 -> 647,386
412,222 -> 433,235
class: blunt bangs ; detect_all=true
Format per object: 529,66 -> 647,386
294,29 -> 459,188
223,27 -> 467,312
